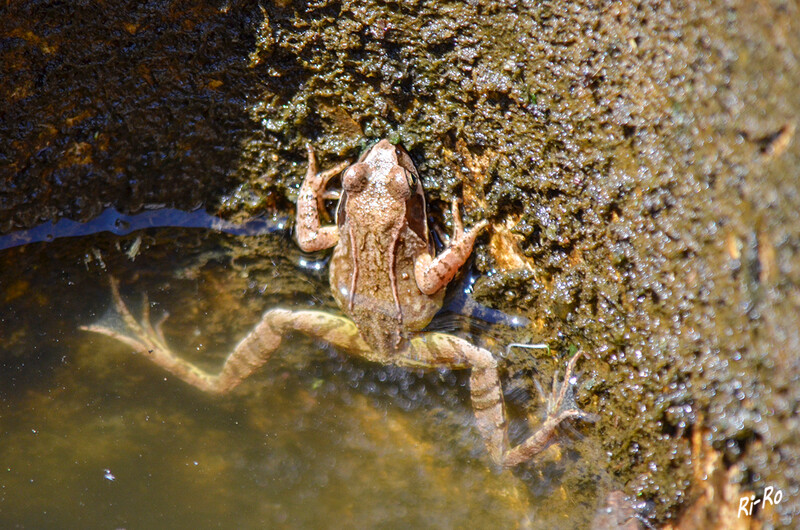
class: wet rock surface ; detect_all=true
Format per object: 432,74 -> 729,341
2,1 -> 799,526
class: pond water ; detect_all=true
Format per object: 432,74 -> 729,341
0,212 -> 607,528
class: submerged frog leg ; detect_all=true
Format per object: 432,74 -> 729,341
82,280 -> 372,394
296,144 -> 349,252
414,200 -> 488,295
502,350 -> 592,467
400,333 -> 590,467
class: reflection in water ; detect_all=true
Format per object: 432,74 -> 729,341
0,207 -> 287,251
0,227 -> 600,528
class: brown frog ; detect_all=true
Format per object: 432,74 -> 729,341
83,139 -> 589,467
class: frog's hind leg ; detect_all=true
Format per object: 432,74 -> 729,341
502,350 -> 592,467
401,333 -> 507,463
401,333 -> 589,467
82,278 -> 371,394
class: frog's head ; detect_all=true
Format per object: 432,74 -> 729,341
337,140 -> 429,246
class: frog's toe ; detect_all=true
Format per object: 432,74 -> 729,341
82,277 -> 172,357
80,322 -> 146,354
544,351 -> 597,423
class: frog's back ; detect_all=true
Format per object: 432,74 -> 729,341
329,224 -> 444,355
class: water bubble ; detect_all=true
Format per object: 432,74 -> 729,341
114,218 -> 131,232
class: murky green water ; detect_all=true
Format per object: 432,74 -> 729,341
0,218 -> 604,528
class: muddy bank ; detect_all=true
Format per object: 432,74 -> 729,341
2,1 -> 799,526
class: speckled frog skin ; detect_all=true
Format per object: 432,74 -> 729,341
319,140 -> 468,355
84,139 -> 588,467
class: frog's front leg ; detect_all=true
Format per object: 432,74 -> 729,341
401,333 -> 589,467
414,200 -> 488,295
296,145 -> 349,252
82,279 -> 371,394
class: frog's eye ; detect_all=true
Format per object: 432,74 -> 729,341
387,166 -> 412,200
404,165 -> 417,188
393,145 -> 419,188
342,163 -> 368,192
